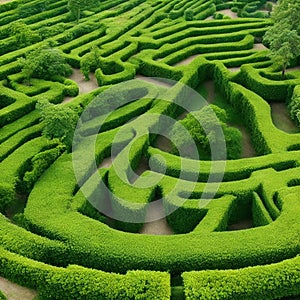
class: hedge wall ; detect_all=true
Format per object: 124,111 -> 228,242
183,255 -> 300,300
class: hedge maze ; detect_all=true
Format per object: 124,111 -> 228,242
0,0 -> 300,299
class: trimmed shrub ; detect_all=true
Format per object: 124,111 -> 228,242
288,85 -> 300,124
40,267 -> 171,300
183,256 -> 300,300
184,9 -> 194,21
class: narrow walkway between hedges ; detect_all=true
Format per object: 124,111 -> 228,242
63,69 -> 98,103
140,201 -> 174,235
270,103 -> 299,134
135,74 -> 174,88
0,277 -> 36,300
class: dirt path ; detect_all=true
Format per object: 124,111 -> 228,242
202,80 -> 215,103
287,66 -> 300,73
216,9 -> 238,19
129,157 -> 149,184
253,43 -> 268,51
228,218 -> 253,231
0,277 -> 37,300
173,54 -> 200,67
140,201 -> 173,235
63,69 -> 98,103
233,124 -> 256,158
174,41 -> 267,68
270,103 -> 299,133
154,135 -> 172,152
0,0 -> 14,3
228,67 -> 241,72
135,74 -> 173,88
98,157 -> 115,169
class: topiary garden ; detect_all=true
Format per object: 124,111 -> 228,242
0,0 -> 300,299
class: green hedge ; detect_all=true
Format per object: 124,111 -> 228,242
238,65 -> 300,102
147,148 -> 300,182
288,85 -> 300,124
40,267 -> 170,300
0,137 -> 50,212
183,255 -> 300,300
0,124 -> 42,162
0,291 -> 6,300
0,247 -> 170,300
22,141 -> 300,274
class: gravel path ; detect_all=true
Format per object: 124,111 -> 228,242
270,103 -> 299,133
140,201 -> 173,235
0,277 -> 37,300
63,69 -> 98,103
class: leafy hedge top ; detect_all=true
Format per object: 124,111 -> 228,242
0,0 -> 299,299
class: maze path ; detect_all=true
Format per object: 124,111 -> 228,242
0,0 -> 299,299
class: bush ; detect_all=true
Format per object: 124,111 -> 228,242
18,42 -> 72,84
184,9 -> 194,21
36,100 -> 79,152
170,105 -> 242,159
39,266 -> 170,300
183,255 -> 300,300
18,144 -> 65,194
0,291 -> 6,300
288,85 -> 300,124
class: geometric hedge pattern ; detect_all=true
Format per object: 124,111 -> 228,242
0,0 -> 299,299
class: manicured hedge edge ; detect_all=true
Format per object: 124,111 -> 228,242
183,255 -> 300,300
23,143 -> 300,274
147,147 -> 300,182
238,65 -> 300,102
0,247 -> 170,300
0,137 -> 50,212
0,124 -> 42,162
0,111 -> 40,144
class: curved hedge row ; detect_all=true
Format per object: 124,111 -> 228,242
183,255 -> 300,300
0,0 -> 299,298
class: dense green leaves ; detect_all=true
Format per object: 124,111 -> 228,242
36,100 -> 79,151
183,255 -> 300,300
0,290 -> 6,300
18,42 -> 72,84
9,21 -> 40,48
263,0 -> 300,77
0,0 -> 299,299
170,105 -> 242,159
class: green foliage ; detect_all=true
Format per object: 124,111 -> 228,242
0,0 -> 300,298
80,46 -> 102,80
36,100 -> 79,152
263,0 -> 300,77
17,0 -> 49,18
68,0 -> 101,23
39,267 -> 170,300
0,183 -> 14,213
9,21 -> 41,48
183,255 -> 300,300
288,85 -> 300,124
68,0 -> 85,23
184,9 -> 194,21
38,23 -> 69,40
0,291 -> 6,300
18,42 -> 72,84
264,29 -> 300,77
271,0 -> 300,32
19,145 -> 65,194
170,105 -> 242,159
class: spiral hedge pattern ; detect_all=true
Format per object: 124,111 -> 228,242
0,0 -> 300,299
